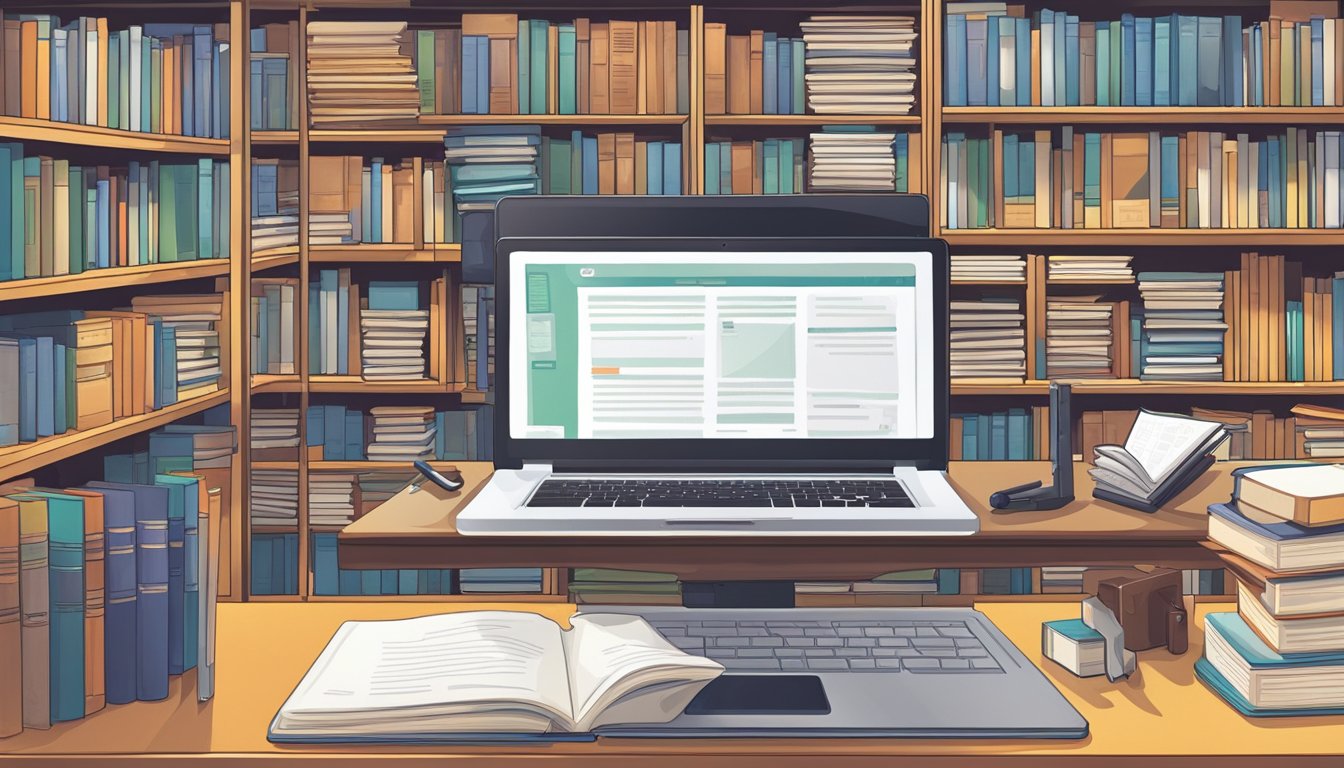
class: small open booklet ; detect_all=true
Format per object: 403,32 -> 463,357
1088,409 -> 1228,510
269,611 -> 724,742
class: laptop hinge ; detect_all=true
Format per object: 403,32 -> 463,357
540,460 -> 916,474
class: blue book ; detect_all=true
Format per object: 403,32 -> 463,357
1015,18 -> 1030,106
87,481 -> 169,702
369,158 -> 384,242
1196,16 -> 1222,106
158,323 -> 177,407
399,569 -> 417,596
720,142 -> 732,193
306,405 -> 325,448
1252,23 -> 1263,106
1153,18 -> 1171,106
1120,14 -> 1137,106
1065,15 -> 1079,106
1053,10 -> 1067,105
762,139 -> 779,193
763,34 -> 777,113
1196,612 -> 1344,716
344,410 -> 362,460
1006,408 -> 1026,460
194,27 -> 212,136
961,415 -> 977,460
26,491 -> 85,722
1311,18 -> 1325,107
251,535 -> 272,596
381,570 -> 397,595
1135,17 -> 1153,106
663,143 -> 681,195
313,533 -> 339,596
1096,22 -> 1111,106
705,141 -> 720,194
83,485 -> 137,705
461,36 -> 480,114
937,569 -> 960,594
52,343 -> 66,435
990,411 -> 1008,460
1175,16 -> 1198,106
1268,135 -> 1282,227
986,20 -> 1000,107
33,336 -> 54,438
1003,133 -> 1019,207
946,15 -> 967,106
646,142 -> 663,195
476,38 -> 490,114
155,474 -> 199,672
367,281 -> 420,311
153,474 -> 188,676
360,567 -> 380,596
52,29 -> 68,123
338,563 -> 360,595
324,405 -> 345,461
249,58 -> 264,128
966,18 -> 987,106
997,17 -> 1015,105
582,136 -> 598,194
778,39 -> 792,115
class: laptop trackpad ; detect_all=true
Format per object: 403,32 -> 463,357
684,675 -> 830,715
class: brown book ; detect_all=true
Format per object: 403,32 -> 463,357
749,30 -> 764,114
1080,23 -> 1096,106
1098,132 -> 1114,228
392,164 -> 415,243
960,569 -> 981,594
575,19 -> 590,114
727,35 -> 750,114
635,140 -> 648,194
3,20 -> 19,117
0,496 -> 19,737
590,23 -> 610,113
705,23 -> 727,114
1224,269 -> 1237,381
1113,300 -> 1130,378
598,132 -> 616,193
753,140 -> 764,194
615,133 -> 635,194
548,23 -> 560,114
731,141 -> 753,194
488,38 -> 514,115
608,21 -> 638,114
992,130 -> 1005,226
1030,28 -> 1041,105
642,21 -> 658,114
949,416 -> 963,460
16,494 -> 48,730
662,21 -> 678,115
636,22 -> 648,114
1110,133 -> 1150,228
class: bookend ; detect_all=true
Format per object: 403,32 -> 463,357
989,382 -> 1075,512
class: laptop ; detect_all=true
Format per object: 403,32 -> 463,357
456,236 -> 978,536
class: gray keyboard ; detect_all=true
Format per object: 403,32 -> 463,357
650,618 -> 1004,674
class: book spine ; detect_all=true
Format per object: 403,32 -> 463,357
47,497 -> 84,723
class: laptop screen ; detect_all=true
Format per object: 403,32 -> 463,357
508,251 -> 934,441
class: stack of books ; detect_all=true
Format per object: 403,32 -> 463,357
250,23 -> 300,131
249,408 -> 300,461
306,21 -> 420,126
1293,404 -> 1344,458
1202,464 -> 1344,716
361,281 -> 428,381
461,285 -> 495,392
703,23 -> 802,114
808,130 -> 910,191
943,7 -> 1344,108
1047,296 -> 1114,378
249,468 -> 299,529
459,568 -> 544,594
950,407 -> 1050,461
1138,271 -> 1226,380
250,277 -> 298,375
941,127 -> 1344,230
251,158 -> 299,252
130,294 -> 224,400
951,254 -> 1025,283
444,127 -> 541,215
366,406 -> 437,462
569,569 -> 681,605
705,137 -> 805,194
949,298 -> 1026,381
308,473 -> 357,527
0,18 -> 231,137
1048,255 -> 1134,282
540,132 -> 683,195
800,15 -> 918,114
1040,566 -> 1088,593
0,146 -> 229,280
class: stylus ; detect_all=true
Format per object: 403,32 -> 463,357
411,461 -> 464,493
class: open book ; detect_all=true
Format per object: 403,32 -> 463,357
269,611 -> 724,742
1088,409 -> 1228,511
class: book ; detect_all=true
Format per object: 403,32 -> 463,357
1041,618 -> 1135,677
0,497 -> 19,737
80,484 -> 136,706
1088,409 -> 1227,509
1234,464 -> 1344,526
1236,579 -> 1344,654
1199,611 -> 1344,714
1208,500 -> 1344,572
1223,550 -> 1344,617
268,611 -> 722,740
13,493 -> 49,729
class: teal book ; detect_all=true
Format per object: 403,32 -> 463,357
108,35 -> 121,129
558,24 -> 576,115
367,281 -> 420,311
175,163 -> 199,261
548,138 -> 572,194
1153,17 -> 1171,106
155,474 -> 199,672
529,19 -> 549,115
197,159 -> 213,264
1197,612 -> 1344,716
154,474 -> 187,676
791,40 -> 803,113
705,142 -> 720,194
517,19 -> 531,114
569,130 -> 583,194
663,143 -> 680,195
67,167 -> 84,274
1096,22 -> 1111,105
27,490 -> 85,723
762,139 -> 779,194
1007,407 -> 1027,460
0,143 -> 15,280
779,139 -> 794,194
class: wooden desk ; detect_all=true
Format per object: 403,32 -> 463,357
338,461 -> 1240,576
3,600 -> 1341,767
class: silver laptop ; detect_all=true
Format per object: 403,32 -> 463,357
456,237 -> 978,536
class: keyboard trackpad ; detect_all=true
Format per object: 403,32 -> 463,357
684,675 -> 830,715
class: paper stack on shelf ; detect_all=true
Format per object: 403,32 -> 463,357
250,468 -> 299,528
1138,271 -> 1226,381
130,294 -> 224,399
360,282 -> 429,381
1048,255 -> 1134,283
1041,566 -> 1087,593
306,21 -> 421,126
309,213 -> 356,245
444,127 -> 542,214
309,473 -> 358,527
800,15 -> 917,114
366,407 -> 437,462
950,298 -> 1026,381
1292,404 -> 1344,458
250,408 -> 301,459
807,131 -> 900,191
951,254 -> 1026,282
1046,296 -> 1113,378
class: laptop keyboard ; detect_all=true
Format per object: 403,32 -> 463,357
526,479 -> 915,508
650,618 -> 1003,674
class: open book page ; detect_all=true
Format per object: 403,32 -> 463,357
562,613 -> 724,732
1121,410 -> 1223,487
274,612 -> 574,735
1093,446 -> 1156,491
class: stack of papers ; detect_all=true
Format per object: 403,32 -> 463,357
1047,296 -> 1113,378
308,212 -> 355,245
444,127 -> 541,213
306,21 -> 420,126
1048,255 -> 1134,282
366,406 -> 437,461
360,309 -> 429,379
1139,271 -> 1226,380
950,299 -> 1026,380
250,469 -> 299,528
250,408 -> 300,451
807,131 -> 900,191
309,473 -> 357,526
800,15 -> 917,114
951,254 -> 1025,282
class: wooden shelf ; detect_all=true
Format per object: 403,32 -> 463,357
0,115 -> 230,154
250,246 -> 300,271
251,374 -> 303,394
459,390 -> 491,404
940,228 -> 1344,246
952,379 -> 1344,396
308,128 -> 448,143
705,114 -> 921,126
0,390 -> 230,483
419,114 -> 688,126
0,259 -> 231,301
251,130 -> 299,144
942,106 -> 1344,125
1047,278 -> 1137,285
310,460 -> 473,472
251,524 -> 299,535
309,244 -> 461,263
308,376 -> 451,394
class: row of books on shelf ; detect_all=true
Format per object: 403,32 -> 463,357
0,299 -> 222,447
705,16 -> 916,115
1199,462 -> 1344,715
307,272 -> 433,381
249,23 -> 299,131
941,127 -> 1344,230
568,567 -> 1233,605
0,16 -> 231,137
0,421 -> 235,737
1,147 -> 228,281
945,4 -> 1344,108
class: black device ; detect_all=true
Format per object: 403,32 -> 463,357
989,382 -> 1075,512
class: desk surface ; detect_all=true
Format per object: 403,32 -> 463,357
2,600 -> 1341,767
339,461 -> 1239,576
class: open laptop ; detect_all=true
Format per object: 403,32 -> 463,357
455,236 -> 977,536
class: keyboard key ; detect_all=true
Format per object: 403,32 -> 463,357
726,659 -> 781,670
806,659 -> 849,671
902,658 -> 941,671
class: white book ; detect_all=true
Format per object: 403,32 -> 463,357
268,612 -> 723,739
999,22 -> 1015,105
85,19 -> 98,127
1327,132 -> 1341,230
1328,22 -> 1338,107
1041,18 -> 1054,107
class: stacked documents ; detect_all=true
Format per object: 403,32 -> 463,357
950,299 -> 1026,380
